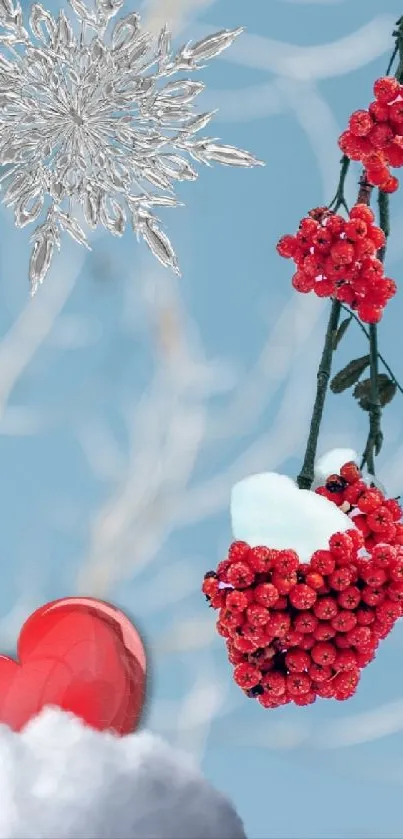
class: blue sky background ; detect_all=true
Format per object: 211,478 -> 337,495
1,0 -> 403,836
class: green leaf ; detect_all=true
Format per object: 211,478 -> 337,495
330,354 -> 370,394
353,374 -> 397,411
332,315 -> 352,350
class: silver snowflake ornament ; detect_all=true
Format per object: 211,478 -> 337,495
0,0 -> 264,293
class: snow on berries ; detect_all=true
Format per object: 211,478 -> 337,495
339,76 -> 403,193
202,462 -> 403,709
276,203 -> 396,323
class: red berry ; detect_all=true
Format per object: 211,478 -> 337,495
368,122 -> 394,149
333,669 -> 360,699
292,271 -> 315,294
380,175 -> 399,194
344,480 -> 367,504
248,546 -> 275,572
225,590 -> 250,611
246,604 -> 270,627
311,641 -> 337,666
383,499 -> 402,521
373,77 -> 400,104
315,680 -> 336,698
360,565 -> 387,587
233,663 -> 262,689
309,662 -> 332,683
329,532 -> 353,562
261,671 -> 286,697
357,488 -> 384,513
367,506 -> 394,533
356,605 -> 376,625
361,585 -> 385,607
337,585 -> 361,610
357,302 -> 383,324
349,204 -> 375,224
388,559 -> 403,582
266,612 -> 291,638
314,621 -> 336,642
310,550 -> 336,575
388,581 -> 403,603
227,561 -> 255,589
299,633 -> 315,650
376,599 -> 401,624
334,649 -> 358,671
349,109 -> 373,137
286,672 -> 312,696
294,611 -> 318,634
285,649 -> 310,672
305,572 -> 325,590
202,574 -> 219,598
216,559 -> 231,580
314,596 -> 339,620
232,634 -> 256,652
346,527 -> 365,552
228,541 -> 251,563
254,583 -> 279,607
328,566 -> 354,591
368,100 -> 390,121
371,543 -> 397,568
330,240 -> 355,265
227,645 -> 246,665
331,610 -> 357,633
273,549 -> 300,574
367,224 -> 386,250
277,234 -> 298,258
345,625 -> 372,648
289,584 -> 317,610
340,461 -> 361,483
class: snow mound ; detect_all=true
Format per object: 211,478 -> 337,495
231,471 -> 355,563
0,708 -> 246,839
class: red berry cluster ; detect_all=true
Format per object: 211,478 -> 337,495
202,463 -> 403,709
276,204 -> 396,323
316,461 -> 403,553
339,76 -> 403,194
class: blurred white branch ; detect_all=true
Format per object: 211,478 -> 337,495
186,17 -> 394,80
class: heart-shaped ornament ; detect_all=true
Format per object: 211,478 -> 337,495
0,597 -> 146,733
204,461 -> 403,707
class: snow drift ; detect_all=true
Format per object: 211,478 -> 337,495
0,708 -> 246,839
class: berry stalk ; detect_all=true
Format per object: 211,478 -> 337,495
296,298 -> 341,489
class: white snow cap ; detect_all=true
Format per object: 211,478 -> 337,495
231,471 -> 355,563
0,709 -> 246,839
313,448 -> 358,487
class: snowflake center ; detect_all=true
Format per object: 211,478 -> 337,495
68,106 -> 85,128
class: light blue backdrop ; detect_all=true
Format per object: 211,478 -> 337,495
1,0 -> 403,836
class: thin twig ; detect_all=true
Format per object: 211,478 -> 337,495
296,298 -> 341,489
360,324 -> 383,474
338,303 -> 403,394
328,155 -> 350,213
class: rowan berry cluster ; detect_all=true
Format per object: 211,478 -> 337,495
315,460 -> 403,552
202,462 -> 403,709
276,204 -> 396,323
339,76 -> 403,194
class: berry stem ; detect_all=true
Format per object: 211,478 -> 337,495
296,298 -> 341,489
328,155 -> 350,213
338,303 -> 403,394
360,324 -> 383,473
